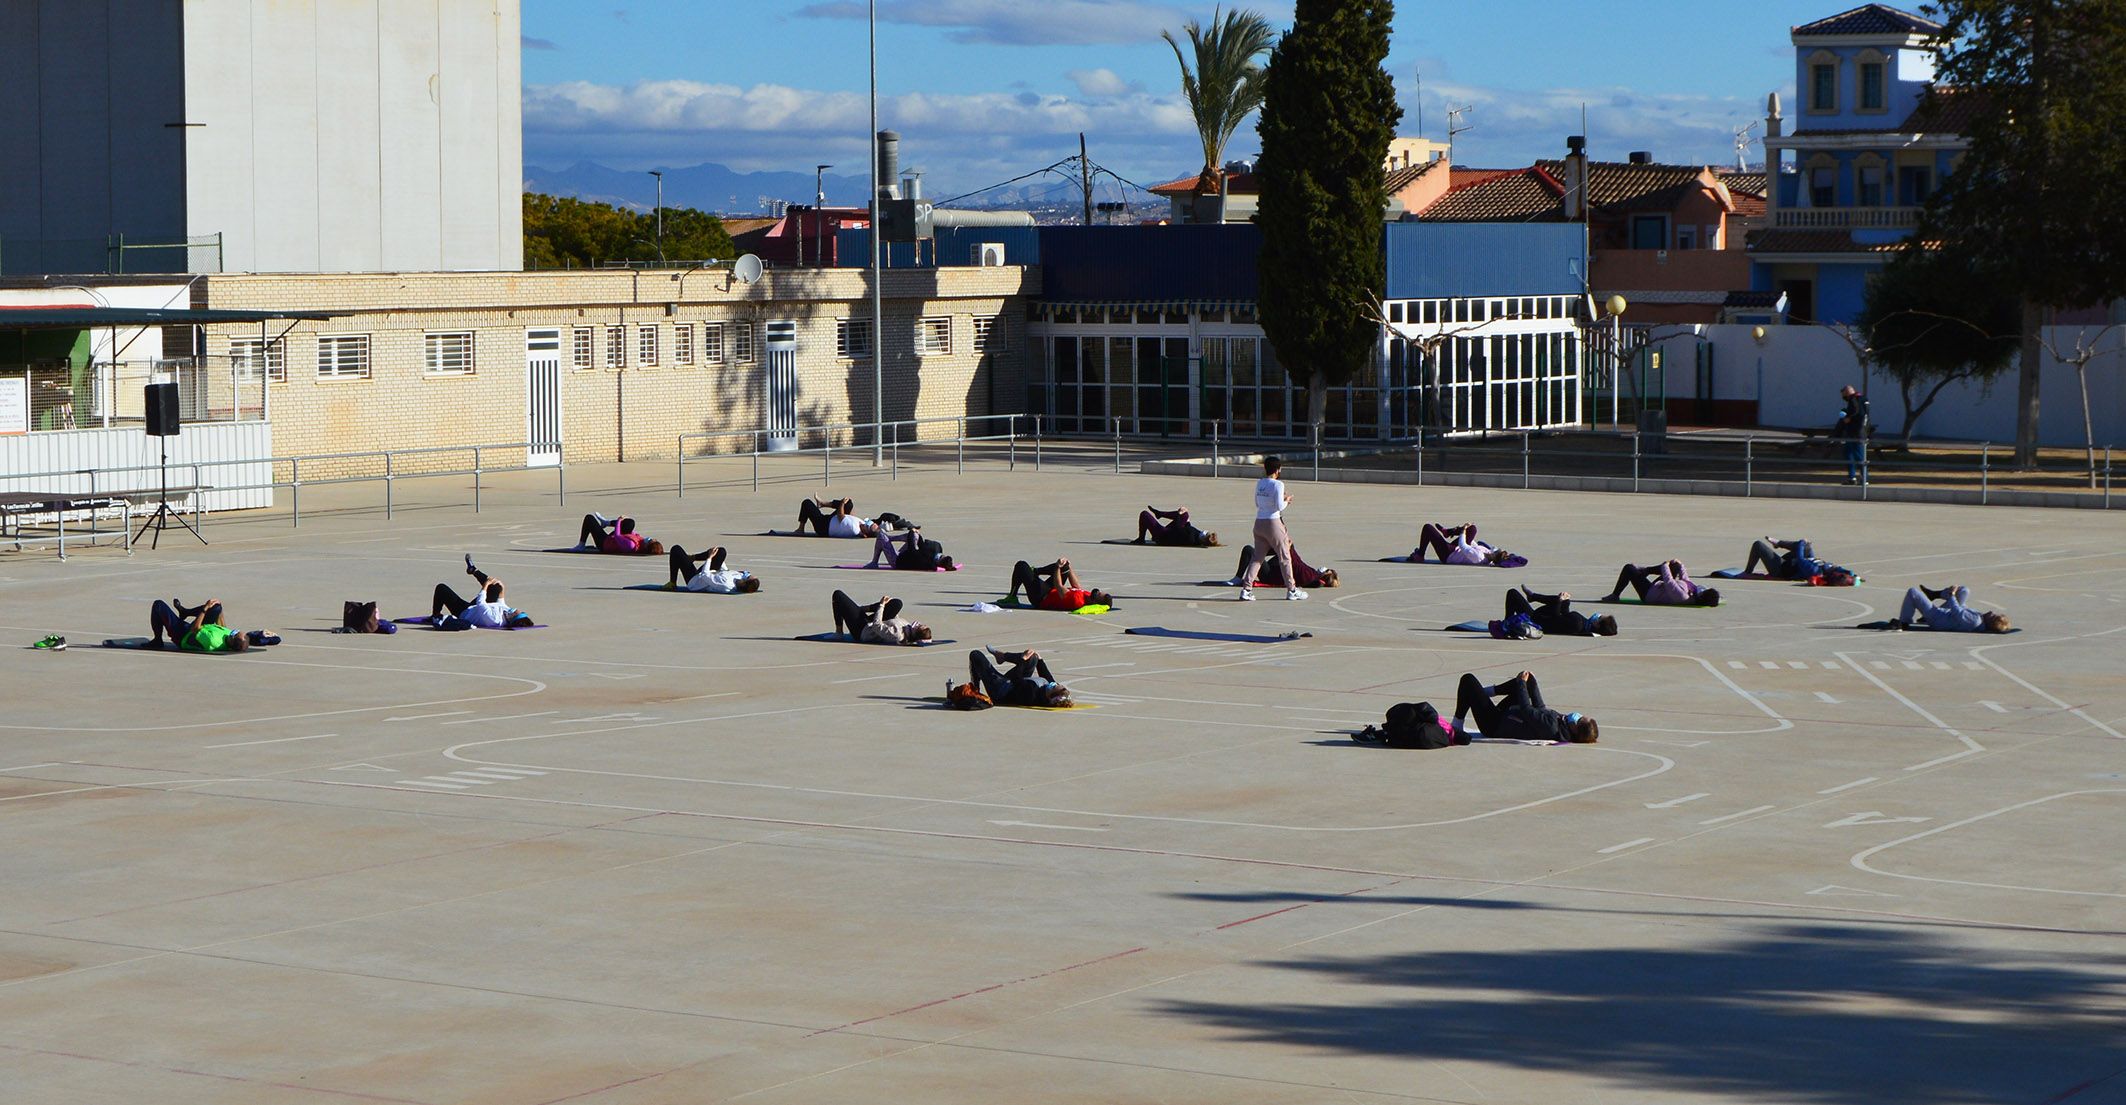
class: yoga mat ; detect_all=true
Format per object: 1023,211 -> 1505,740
390,616 -> 548,630
831,563 -> 963,572
1196,579 -> 1317,589
540,546 -> 601,553
1102,538 -> 1207,546
1592,596 -> 1716,607
100,636 -> 159,649
1709,568 -> 1767,580
995,597 -> 1111,616
1446,619 -> 1494,633
1854,619 -> 2019,633
1124,626 -> 1310,643
624,583 -> 753,593
792,632 -> 953,645
1377,555 -> 1527,568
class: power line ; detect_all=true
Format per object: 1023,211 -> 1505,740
932,158 -> 1076,208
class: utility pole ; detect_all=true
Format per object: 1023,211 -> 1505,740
1080,133 -> 1093,227
814,163 -> 832,267
648,170 -> 665,265
869,0 -> 884,464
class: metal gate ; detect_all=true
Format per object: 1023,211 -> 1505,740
525,329 -> 563,467
763,320 -> 798,452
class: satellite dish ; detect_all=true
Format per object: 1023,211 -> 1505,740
732,254 -> 764,285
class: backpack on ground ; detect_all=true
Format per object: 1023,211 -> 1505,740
1811,566 -> 1856,587
946,681 -> 994,710
1490,613 -> 1543,640
342,600 -> 380,633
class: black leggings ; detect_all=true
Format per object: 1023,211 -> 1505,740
433,566 -> 495,618
1455,673 -> 1540,733
1745,540 -> 1792,578
1007,560 -> 1055,606
798,499 -> 836,536
578,513 -> 616,546
831,589 -> 902,641
1612,564 -> 1657,599
668,544 -> 725,585
969,650 -> 1054,704
1235,545 -> 1286,586
1416,523 -> 1459,562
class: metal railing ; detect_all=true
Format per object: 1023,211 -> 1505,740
0,357 -> 268,432
677,414 -> 1039,495
1772,206 -> 1923,230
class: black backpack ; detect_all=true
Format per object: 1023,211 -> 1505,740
1382,701 -> 1455,749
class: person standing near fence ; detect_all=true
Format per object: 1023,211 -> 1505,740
1237,455 -> 1306,601
1835,385 -> 1871,485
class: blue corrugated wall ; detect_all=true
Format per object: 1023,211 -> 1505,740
1383,222 -> 1585,299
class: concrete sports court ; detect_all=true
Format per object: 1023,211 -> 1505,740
3,456 -> 2122,1105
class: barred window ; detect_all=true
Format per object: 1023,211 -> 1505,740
836,317 -> 873,358
972,317 -> 1000,354
702,323 -> 725,363
674,323 -> 694,365
571,327 -> 594,368
918,316 -> 951,355
638,325 -> 659,366
606,325 -> 625,368
423,332 -> 476,376
317,334 -> 371,380
733,321 -> 755,362
231,337 -> 287,383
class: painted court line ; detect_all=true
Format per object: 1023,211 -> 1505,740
397,779 -> 470,790
1815,692 -> 1841,704
1597,837 -> 1657,854
1644,793 -> 1710,809
203,733 -> 339,750
1818,777 -> 1879,795
443,711 -> 557,725
1981,700 -> 2008,713
1699,805 -> 1777,825
830,672 -> 922,685
387,710 -> 473,722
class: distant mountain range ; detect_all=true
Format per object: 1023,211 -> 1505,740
523,160 -> 1093,214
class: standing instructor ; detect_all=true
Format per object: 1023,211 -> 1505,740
1237,455 -> 1307,601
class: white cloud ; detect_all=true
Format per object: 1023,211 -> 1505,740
796,0 -> 1191,46
1067,68 -> 1135,98
1407,75 -> 1775,169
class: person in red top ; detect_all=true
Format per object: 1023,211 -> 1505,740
1006,557 -> 1112,611
577,512 -> 664,556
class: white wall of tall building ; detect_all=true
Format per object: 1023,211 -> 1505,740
182,0 -> 524,273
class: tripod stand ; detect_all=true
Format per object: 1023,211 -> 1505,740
134,431 -> 206,549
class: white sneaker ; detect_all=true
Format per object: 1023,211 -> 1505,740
1236,588 -> 1255,601
1286,588 -> 1308,601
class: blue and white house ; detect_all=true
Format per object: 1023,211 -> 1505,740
1751,4 -> 1970,325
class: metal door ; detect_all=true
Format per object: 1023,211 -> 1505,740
525,329 -> 563,467
763,320 -> 798,452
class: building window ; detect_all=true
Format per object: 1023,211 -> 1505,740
1811,62 -> 1838,112
1860,62 -> 1886,111
973,317 -> 1000,353
423,332 -> 476,376
836,317 -> 874,359
1810,166 -> 1837,208
1675,225 -> 1697,251
733,321 -> 755,362
1630,215 -> 1668,250
317,335 -> 371,380
230,337 -> 287,383
605,325 -> 625,368
571,327 -> 593,369
1858,163 -> 1885,206
918,317 -> 951,355
674,323 -> 694,366
638,325 -> 659,366
1898,165 -> 1932,205
702,323 -> 725,363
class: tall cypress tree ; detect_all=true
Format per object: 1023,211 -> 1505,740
1919,1 -> 2126,466
1255,0 -> 1400,432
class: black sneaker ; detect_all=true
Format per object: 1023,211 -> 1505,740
1354,726 -> 1384,744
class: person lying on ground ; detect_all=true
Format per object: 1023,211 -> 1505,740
576,512 -> 663,555
1005,557 -> 1112,611
1230,544 -> 1339,589
1353,700 -> 1468,748
968,646 -> 1073,707
830,589 -> 932,645
794,496 -> 911,539
868,526 -> 957,571
432,556 -> 533,628
1505,586 -> 1618,637
1604,560 -> 1719,606
665,544 -> 761,593
1135,506 -> 1219,547
148,597 -> 250,652
1453,669 -> 1598,743
1893,585 -> 2011,633
1412,522 -> 1519,566
1742,536 -> 1826,581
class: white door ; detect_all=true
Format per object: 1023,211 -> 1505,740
526,329 -> 563,467
763,320 -> 799,453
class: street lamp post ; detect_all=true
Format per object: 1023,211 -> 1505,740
814,164 -> 832,268
869,0 -> 883,465
1605,294 -> 1627,428
648,170 -> 666,266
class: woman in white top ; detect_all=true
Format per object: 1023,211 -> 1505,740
1236,456 -> 1306,601
665,544 -> 761,594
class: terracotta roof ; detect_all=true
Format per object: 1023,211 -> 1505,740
1149,168 -> 1258,197
1901,88 -> 1983,133
1534,159 -> 1720,209
1793,4 -> 1941,37
1417,168 -> 1565,222
1719,172 -> 1768,198
1746,228 -> 1908,253
719,217 -> 779,236
1383,159 -> 1446,195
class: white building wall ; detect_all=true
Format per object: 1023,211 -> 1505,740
182,0 -> 522,274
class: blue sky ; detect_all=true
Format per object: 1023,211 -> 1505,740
523,1 -> 1825,198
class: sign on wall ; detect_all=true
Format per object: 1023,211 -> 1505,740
0,377 -> 27,435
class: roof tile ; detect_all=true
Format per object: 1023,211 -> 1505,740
1793,4 -> 1941,37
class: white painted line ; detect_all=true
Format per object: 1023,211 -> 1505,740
1824,811 -> 1931,828
1901,660 -> 1924,670
330,763 -> 393,772
1597,837 -> 1657,854
397,779 -> 470,789
1644,793 -> 1711,809
1821,661 -> 1843,669
1637,739 -> 1710,748
1787,661 -> 1808,670
1069,662 -> 1139,671
1698,805 -> 1776,825
1981,700 -> 2007,713
203,732 -> 339,750
1814,691 -> 1840,704
830,672 -> 922,684
463,767 -> 545,777
986,820 -> 1107,833
1962,661 -> 1984,670
1727,661 -> 1745,670
1870,661 -> 1890,670
425,775 -> 493,785
442,711 -> 558,725
1759,661 -> 1780,670
1807,884 -> 1894,897
1903,747 -> 1985,771
1930,661 -> 1952,671
1817,777 -> 1879,795
1837,650 -> 1984,769
387,710 -> 474,722
448,771 -> 535,781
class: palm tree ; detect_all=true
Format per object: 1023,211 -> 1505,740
1163,7 -> 1276,220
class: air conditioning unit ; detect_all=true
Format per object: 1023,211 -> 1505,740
974,242 -> 1007,267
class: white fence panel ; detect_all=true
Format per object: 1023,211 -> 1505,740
0,422 -> 272,511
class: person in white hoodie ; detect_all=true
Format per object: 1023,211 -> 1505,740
1236,455 -> 1306,602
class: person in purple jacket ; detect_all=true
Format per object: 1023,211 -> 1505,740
1604,559 -> 1720,606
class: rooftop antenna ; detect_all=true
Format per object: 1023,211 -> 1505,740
1732,121 -> 1760,172
1445,104 -> 1474,163
1414,66 -> 1423,139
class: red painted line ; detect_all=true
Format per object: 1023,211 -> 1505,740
0,1043 -> 435,1104
1213,875 -> 1422,931
531,1069 -> 678,1105
1216,904 -> 1312,929
806,946 -> 1147,1038
2045,1064 -> 2126,1103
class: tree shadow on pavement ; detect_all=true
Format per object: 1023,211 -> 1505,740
1154,918 -> 2126,1104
